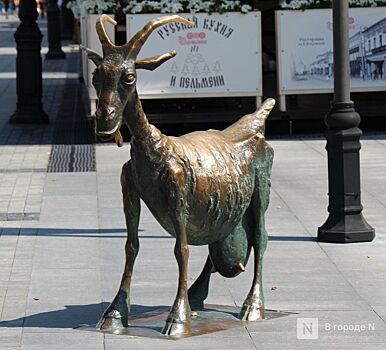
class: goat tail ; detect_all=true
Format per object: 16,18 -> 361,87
257,98 -> 276,123
253,98 -> 276,137
222,98 -> 276,141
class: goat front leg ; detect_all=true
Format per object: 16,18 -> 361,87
162,179 -> 192,336
239,153 -> 273,321
98,162 -> 140,330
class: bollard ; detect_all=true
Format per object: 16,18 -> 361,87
10,0 -> 49,124
46,0 -> 66,59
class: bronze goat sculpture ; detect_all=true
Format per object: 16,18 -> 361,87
82,14 -> 275,337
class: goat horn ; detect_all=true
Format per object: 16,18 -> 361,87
96,14 -> 117,54
125,15 -> 194,58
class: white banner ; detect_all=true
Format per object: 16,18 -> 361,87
276,8 -> 386,95
127,12 -> 262,98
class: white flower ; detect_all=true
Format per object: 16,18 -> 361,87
160,0 -> 184,13
241,4 -> 252,13
187,0 -> 211,13
280,0 -> 386,9
67,0 -> 81,18
279,0 -> 316,10
71,0 -> 257,15
123,1 -> 144,14
74,0 -> 118,16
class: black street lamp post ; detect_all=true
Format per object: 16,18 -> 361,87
61,0 -> 74,41
318,0 -> 375,243
46,0 -> 66,59
10,0 -> 48,124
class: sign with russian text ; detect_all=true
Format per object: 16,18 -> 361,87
127,12 -> 262,98
276,8 -> 386,95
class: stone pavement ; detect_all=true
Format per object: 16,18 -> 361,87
0,16 -> 386,350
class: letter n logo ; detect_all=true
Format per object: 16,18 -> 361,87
297,318 -> 318,339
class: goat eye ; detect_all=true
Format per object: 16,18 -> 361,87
122,73 -> 136,85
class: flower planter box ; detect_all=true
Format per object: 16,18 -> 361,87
80,14 -> 115,115
126,12 -> 262,104
276,8 -> 386,111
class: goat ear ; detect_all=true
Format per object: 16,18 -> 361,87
80,45 -> 103,66
135,51 -> 176,71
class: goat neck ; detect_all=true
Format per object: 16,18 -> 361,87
123,90 -> 154,142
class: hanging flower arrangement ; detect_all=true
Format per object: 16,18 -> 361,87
123,0 -> 252,14
279,0 -> 386,10
67,0 -> 119,18
67,0 -> 253,18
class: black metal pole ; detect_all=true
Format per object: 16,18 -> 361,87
10,0 -> 48,124
61,0 -> 74,41
318,0 -> 374,243
46,0 -> 66,59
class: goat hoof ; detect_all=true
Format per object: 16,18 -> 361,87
161,320 -> 192,337
97,310 -> 126,331
238,304 -> 265,321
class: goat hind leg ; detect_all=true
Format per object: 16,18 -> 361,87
97,162 -> 140,330
239,152 -> 273,321
238,213 -> 267,321
188,255 -> 215,310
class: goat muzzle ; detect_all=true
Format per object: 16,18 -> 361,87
96,129 -> 123,147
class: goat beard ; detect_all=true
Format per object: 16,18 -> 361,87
114,130 -> 123,147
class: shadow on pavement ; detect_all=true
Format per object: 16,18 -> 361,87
269,235 -> 316,242
0,227 -> 170,239
0,303 -> 165,329
0,227 -> 316,241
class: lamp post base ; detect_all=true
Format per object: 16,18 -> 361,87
61,0 -> 74,40
46,49 -> 66,60
46,0 -> 66,60
318,213 -> 375,243
319,103 -> 375,244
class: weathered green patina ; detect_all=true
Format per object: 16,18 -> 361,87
82,14 -> 275,337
